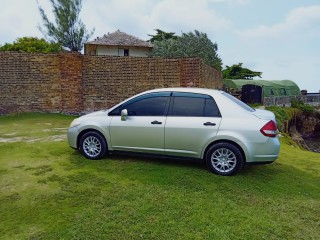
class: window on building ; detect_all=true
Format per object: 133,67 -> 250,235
118,48 -> 129,56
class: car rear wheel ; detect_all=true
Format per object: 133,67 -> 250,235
80,131 -> 107,160
206,142 -> 243,176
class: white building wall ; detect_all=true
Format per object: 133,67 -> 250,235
96,46 -> 118,56
96,46 -> 151,57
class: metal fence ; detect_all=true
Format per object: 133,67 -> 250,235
263,95 -> 320,107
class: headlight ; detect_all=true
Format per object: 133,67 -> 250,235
69,119 -> 81,128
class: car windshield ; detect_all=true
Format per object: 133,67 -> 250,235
221,92 -> 255,112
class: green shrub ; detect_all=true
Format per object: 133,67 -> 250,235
291,99 -> 315,116
266,106 -> 301,132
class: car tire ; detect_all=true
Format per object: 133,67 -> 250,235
80,131 -> 107,160
206,142 -> 244,176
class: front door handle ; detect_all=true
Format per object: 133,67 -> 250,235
151,120 -> 162,125
203,122 -> 216,126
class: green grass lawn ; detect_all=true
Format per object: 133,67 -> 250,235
0,113 -> 319,239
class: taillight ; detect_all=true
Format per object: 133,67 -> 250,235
260,120 -> 278,137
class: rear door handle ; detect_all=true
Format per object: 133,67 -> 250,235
151,120 -> 162,125
203,122 -> 216,126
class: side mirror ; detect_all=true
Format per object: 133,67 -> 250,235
121,109 -> 128,121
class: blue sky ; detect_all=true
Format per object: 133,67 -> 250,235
1,0 -> 319,92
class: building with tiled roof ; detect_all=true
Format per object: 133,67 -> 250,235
84,30 -> 153,57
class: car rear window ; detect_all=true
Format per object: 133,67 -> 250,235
221,92 -> 255,112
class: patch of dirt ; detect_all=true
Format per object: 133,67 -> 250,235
289,125 -> 310,151
42,128 -> 67,132
0,137 -> 24,143
303,138 -> 320,153
0,124 -> 67,143
0,135 -> 66,143
290,125 -> 320,153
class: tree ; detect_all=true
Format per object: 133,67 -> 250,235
0,37 -> 62,53
38,0 -> 94,51
222,63 -> 262,79
148,29 -> 178,43
149,30 -> 223,71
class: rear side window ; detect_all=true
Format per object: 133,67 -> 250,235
205,98 -> 220,117
169,92 -> 220,117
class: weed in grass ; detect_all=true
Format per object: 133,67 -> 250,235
28,228 -> 46,240
0,193 -> 21,203
25,165 -> 53,176
12,165 -> 25,169
46,174 -> 65,183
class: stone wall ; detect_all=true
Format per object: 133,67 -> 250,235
59,53 -> 84,114
0,52 -> 223,114
82,56 -> 182,112
0,52 -> 61,113
264,95 -> 320,107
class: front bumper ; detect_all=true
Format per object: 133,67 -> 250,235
67,126 -> 79,149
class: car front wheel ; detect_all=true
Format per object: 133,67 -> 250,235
206,142 -> 243,176
80,131 -> 107,160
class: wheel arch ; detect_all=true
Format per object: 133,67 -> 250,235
77,128 -> 108,150
203,139 -> 246,163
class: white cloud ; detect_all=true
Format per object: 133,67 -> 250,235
0,1 -> 40,42
209,0 -> 249,4
144,0 -> 232,36
82,0 -> 232,40
236,5 -> 320,39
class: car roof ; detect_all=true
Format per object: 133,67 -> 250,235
107,87 -> 225,113
143,87 -> 223,95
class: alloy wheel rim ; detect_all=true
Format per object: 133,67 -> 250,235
83,136 -> 102,157
211,148 -> 237,173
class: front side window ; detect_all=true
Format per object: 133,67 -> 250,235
125,96 -> 168,116
109,92 -> 170,116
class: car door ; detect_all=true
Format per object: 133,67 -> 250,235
109,92 -> 170,154
164,92 -> 222,158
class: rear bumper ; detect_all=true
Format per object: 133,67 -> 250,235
245,137 -> 280,163
249,154 -> 278,163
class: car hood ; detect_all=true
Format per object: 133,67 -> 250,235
253,109 -> 276,121
80,110 -> 109,119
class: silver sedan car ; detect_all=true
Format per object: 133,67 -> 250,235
68,88 -> 280,176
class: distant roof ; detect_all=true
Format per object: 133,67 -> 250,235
86,30 -> 153,48
224,79 -> 301,96
224,79 -> 300,88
